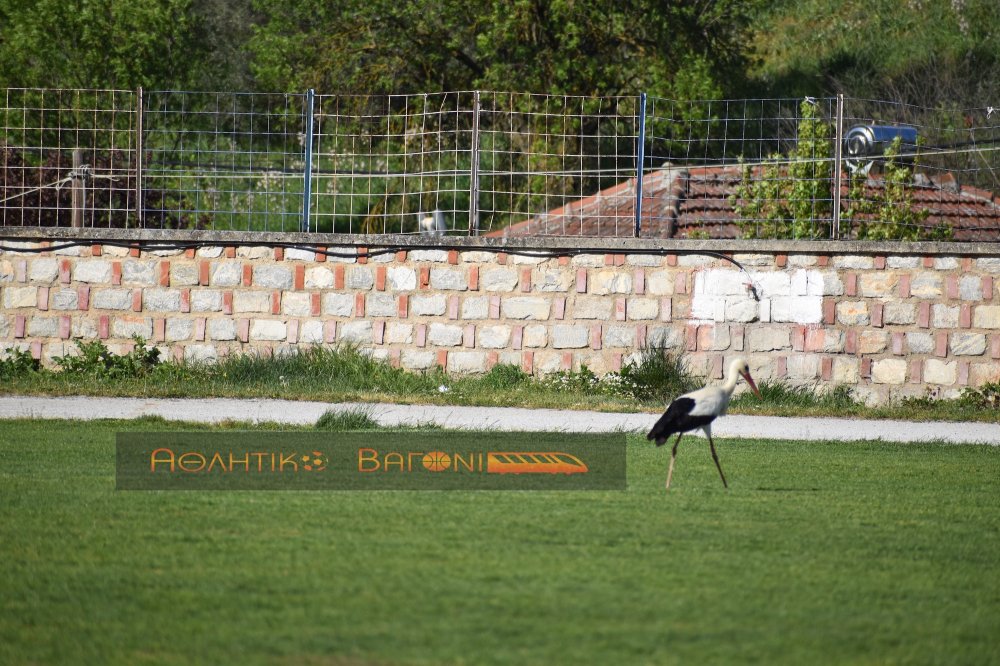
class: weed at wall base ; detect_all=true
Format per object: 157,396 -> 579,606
3,338 -> 998,422
55,335 -> 160,379
0,348 -> 39,379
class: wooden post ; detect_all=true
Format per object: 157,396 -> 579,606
71,149 -> 85,228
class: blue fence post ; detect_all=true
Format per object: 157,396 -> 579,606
634,92 -> 647,238
301,88 -> 316,233
135,86 -> 144,229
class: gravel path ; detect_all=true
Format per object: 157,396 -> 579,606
1,395 -> 998,444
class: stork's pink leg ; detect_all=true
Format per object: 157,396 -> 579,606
666,434 -> 682,490
707,435 -> 728,488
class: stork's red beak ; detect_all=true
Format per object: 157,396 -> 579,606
741,371 -> 761,397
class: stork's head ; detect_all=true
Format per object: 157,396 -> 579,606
730,358 -> 761,397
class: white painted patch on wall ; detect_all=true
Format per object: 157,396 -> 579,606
691,269 -> 824,324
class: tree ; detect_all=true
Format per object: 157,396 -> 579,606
0,0 -> 199,89
746,0 -> 1000,107
187,0 -> 262,91
248,0 -> 483,94
246,0 -> 764,234
0,0 -> 259,91
248,0 -> 761,97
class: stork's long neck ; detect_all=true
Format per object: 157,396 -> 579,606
710,365 -> 741,417
722,365 -> 741,396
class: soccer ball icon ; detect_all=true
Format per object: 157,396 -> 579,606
301,451 -> 327,472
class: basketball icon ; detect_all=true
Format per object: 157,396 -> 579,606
422,451 -> 451,472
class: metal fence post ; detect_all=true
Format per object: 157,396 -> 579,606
135,86 -> 144,228
469,90 -> 481,236
832,93 -> 844,239
634,92 -> 647,238
71,148 -> 85,228
302,88 -> 316,233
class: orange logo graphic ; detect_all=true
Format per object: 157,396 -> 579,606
301,451 -> 327,472
487,452 -> 589,475
422,451 -> 452,472
149,448 -> 328,473
356,449 -> 588,474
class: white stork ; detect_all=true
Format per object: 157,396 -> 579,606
646,357 -> 761,490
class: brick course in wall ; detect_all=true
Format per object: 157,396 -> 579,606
2,232 -> 999,405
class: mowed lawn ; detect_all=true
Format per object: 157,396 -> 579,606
1,420 -> 998,665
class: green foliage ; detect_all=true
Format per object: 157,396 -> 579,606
843,137 -> 952,241
315,407 -> 381,431
55,336 -> 160,379
732,99 -> 833,239
1,0 -> 996,133
733,103 -> 954,242
748,0 -> 1000,107
479,363 -> 530,391
611,345 -> 699,405
0,0 -> 260,90
540,365 -> 604,393
0,0 -> 192,89
212,345 -> 441,395
958,382 -> 1000,410
731,380 -> 857,412
246,1 -> 755,233
248,0 -> 756,97
0,348 -> 39,379
4,342 -> 1000,422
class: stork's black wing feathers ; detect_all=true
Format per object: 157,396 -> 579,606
647,396 -> 716,446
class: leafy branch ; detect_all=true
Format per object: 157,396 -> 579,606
731,99 -> 833,239
842,137 -> 952,241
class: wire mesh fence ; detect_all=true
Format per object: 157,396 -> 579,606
1,88 -> 137,227
638,96 -> 1000,242
310,91 -> 474,235
1,88 -> 998,241
474,92 -> 641,238
142,90 -> 311,232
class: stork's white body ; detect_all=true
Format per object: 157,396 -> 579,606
678,383 -> 733,430
647,358 -> 760,490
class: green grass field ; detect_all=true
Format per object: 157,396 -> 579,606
2,419 -> 999,665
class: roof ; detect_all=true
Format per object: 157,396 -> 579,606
488,165 -> 1000,242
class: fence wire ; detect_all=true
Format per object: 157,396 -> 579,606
1,88 -> 999,241
310,91 -> 474,235
1,88 -> 136,227
142,91 -> 310,232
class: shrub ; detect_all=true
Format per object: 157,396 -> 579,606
611,346 -> 698,404
0,348 -> 40,379
55,335 -> 160,379
732,380 -> 856,411
732,98 -> 833,239
843,136 -> 952,241
479,363 -> 530,390
540,365 -> 605,393
958,382 -> 1000,410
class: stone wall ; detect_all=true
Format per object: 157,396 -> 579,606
1,229 -> 999,404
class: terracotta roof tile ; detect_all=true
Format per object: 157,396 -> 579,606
489,165 -> 1000,241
